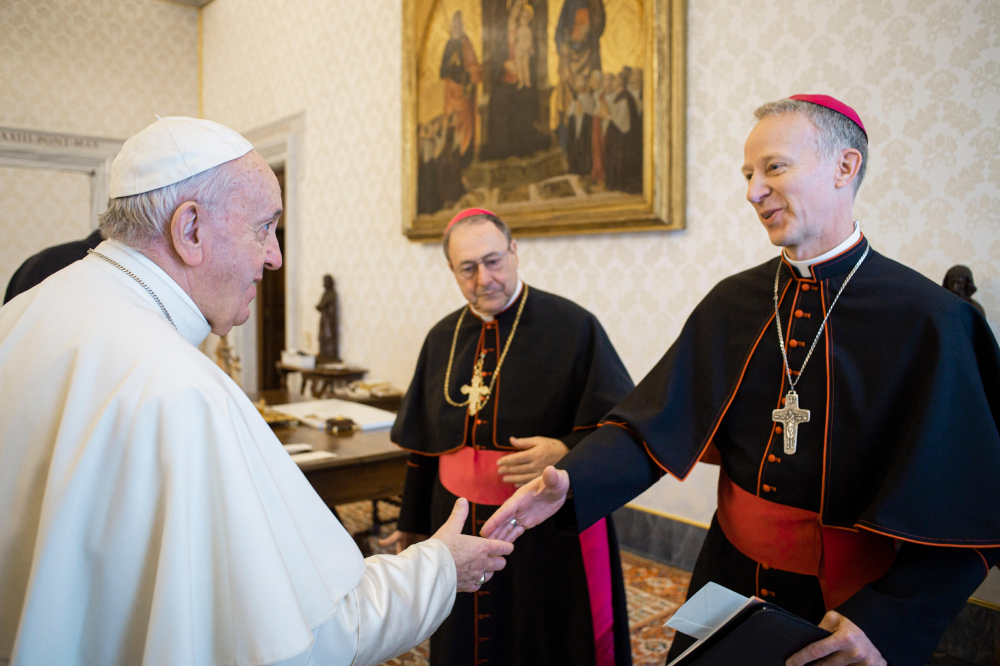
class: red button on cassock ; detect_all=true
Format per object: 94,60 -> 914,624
801,283 -> 811,291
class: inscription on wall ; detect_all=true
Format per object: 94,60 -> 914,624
0,130 -> 100,150
0,128 -> 122,159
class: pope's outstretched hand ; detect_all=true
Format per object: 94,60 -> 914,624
480,466 -> 570,543
431,498 -> 514,592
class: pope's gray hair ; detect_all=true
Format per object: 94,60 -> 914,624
98,161 -> 237,248
753,98 -> 868,196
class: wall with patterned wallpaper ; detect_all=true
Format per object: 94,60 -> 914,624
0,0 -> 199,137
0,168 -> 92,292
0,0 -> 199,291
200,0 -> 995,524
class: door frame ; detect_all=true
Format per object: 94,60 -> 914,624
0,126 -> 123,230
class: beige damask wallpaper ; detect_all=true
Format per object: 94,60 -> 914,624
0,0 -> 199,292
0,168 -> 92,293
0,0 -> 199,137
202,0 -> 998,522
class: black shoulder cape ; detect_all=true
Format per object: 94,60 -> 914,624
391,285 -> 634,454
563,238 -> 1000,547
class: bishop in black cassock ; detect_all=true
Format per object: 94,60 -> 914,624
388,209 -> 634,666
484,96 -> 1000,666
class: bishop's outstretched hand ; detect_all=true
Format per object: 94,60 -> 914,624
430,498 -> 514,592
480,466 -> 570,543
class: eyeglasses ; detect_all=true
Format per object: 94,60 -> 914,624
453,249 -> 511,280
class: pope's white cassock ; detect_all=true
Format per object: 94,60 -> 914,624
0,239 -> 456,666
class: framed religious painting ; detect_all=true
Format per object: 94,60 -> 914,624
402,0 -> 686,240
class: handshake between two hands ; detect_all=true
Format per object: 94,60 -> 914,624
379,452 -> 573,593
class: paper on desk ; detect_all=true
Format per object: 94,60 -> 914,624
665,582 -> 749,639
291,450 -> 338,464
273,399 -> 396,431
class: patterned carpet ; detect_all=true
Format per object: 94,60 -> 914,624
336,500 -> 691,666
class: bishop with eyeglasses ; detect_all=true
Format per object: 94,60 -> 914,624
385,208 -> 636,666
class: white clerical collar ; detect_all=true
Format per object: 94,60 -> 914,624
784,221 -> 862,278
89,240 -> 212,346
470,279 -> 523,322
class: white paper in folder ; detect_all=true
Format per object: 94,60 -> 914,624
272,399 -> 396,431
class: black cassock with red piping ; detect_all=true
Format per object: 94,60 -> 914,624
555,237 -> 1000,665
393,286 -> 635,666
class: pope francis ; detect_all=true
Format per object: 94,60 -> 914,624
0,117 -> 513,666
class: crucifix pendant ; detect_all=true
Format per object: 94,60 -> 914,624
772,391 -> 810,455
460,355 -> 491,416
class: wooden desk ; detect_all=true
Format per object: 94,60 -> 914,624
271,424 -> 408,507
252,390 -> 407,508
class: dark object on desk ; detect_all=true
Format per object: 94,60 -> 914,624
326,417 -> 358,435
943,265 -> 986,318
4,229 -> 103,304
317,274 -> 341,363
670,602 -> 829,666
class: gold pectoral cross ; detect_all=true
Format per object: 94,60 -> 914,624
460,355 -> 492,416
772,391 -> 810,455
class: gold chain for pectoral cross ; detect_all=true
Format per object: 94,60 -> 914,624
443,285 -> 529,412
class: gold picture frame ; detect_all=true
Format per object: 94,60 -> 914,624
402,0 -> 685,240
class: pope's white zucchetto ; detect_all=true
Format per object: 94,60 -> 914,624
110,116 -> 253,198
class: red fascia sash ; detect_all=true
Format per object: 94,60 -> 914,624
439,446 -> 516,505
717,468 -> 896,610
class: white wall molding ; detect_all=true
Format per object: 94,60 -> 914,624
0,127 -> 123,231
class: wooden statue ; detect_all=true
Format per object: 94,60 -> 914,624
317,274 -> 341,362
943,265 -> 986,318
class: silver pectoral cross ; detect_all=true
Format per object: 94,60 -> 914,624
772,391 -> 810,455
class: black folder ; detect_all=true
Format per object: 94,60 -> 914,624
668,600 -> 831,666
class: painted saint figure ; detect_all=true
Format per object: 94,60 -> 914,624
440,11 -> 482,167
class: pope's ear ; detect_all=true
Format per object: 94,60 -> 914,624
169,201 -> 204,267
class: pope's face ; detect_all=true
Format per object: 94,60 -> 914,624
197,152 -> 283,335
742,113 -> 842,258
447,220 -> 519,316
